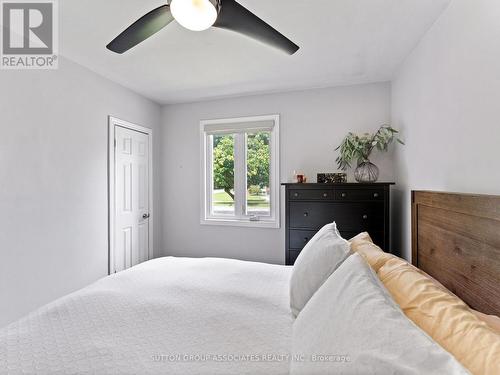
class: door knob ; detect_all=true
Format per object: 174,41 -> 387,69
142,213 -> 150,219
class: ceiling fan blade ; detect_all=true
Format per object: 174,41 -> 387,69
213,0 -> 299,55
107,5 -> 174,54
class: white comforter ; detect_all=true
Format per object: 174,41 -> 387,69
0,257 -> 293,375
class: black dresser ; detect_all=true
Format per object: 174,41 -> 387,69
282,183 -> 394,265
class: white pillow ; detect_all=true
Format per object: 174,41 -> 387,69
291,254 -> 470,375
289,222 -> 350,318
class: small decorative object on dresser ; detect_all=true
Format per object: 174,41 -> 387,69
317,173 -> 347,184
292,170 -> 307,183
335,125 -> 404,183
282,182 -> 394,265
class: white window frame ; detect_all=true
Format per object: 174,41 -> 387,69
200,114 -> 280,229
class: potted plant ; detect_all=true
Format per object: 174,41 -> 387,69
335,125 -> 404,183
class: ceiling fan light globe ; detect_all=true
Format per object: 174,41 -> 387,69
170,0 -> 218,31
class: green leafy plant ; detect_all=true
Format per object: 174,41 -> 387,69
335,125 -> 404,171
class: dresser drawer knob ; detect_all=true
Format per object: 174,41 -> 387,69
341,193 -> 347,198
362,214 -> 368,220
294,193 -> 299,198
303,212 -> 309,217
373,193 -> 379,198
322,193 -> 328,198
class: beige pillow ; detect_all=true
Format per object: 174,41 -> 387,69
378,257 -> 500,375
349,234 -> 395,272
473,310 -> 500,334
348,232 -> 373,244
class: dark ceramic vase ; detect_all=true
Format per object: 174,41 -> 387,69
354,159 -> 379,183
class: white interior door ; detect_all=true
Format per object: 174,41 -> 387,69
114,125 -> 150,273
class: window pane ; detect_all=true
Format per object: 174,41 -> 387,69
246,131 -> 271,217
212,134 -> 235,216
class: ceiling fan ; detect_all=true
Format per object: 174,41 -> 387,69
106,0 -> 299,55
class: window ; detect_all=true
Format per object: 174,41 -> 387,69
201,115 -> 280,228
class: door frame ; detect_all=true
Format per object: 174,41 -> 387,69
108,116 -> 154,274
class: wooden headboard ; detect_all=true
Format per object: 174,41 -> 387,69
412,191 -> 500,315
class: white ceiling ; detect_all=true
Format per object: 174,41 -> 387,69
60,0 -> 450,104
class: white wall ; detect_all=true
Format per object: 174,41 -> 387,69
0,57 -> 161,327
392,0 -> 500,260
160,83 -> 392,264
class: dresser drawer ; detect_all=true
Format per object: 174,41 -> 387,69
289,202 -> 385,231
289,229 -> 318,249
289,189 -> 333,200
335,189 -> 384,201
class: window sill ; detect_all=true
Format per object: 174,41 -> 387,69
200,217 -> 280,229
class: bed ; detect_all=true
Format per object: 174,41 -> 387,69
0,258 -> 293,375
0,190 -> 499,374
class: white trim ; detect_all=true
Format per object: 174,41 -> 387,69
201,218 -> 280,229
203,120 -> 275,134
233,133 -> 246,218
199,114 -> 280,229
108,116 -> 154,275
